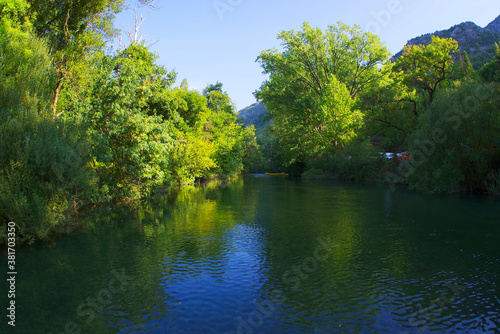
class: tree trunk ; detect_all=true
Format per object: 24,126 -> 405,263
52,80 -> 62,117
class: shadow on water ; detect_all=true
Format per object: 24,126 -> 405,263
2,175 -> 500,333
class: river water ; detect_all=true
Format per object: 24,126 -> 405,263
3,175 -> 500,333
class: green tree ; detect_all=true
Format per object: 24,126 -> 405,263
458,51 -> 476,79
394,36 -> 459,105
27,0 -> 124,116
405,81 -> 500,194
204,88 -> 248,177
0,1 -> 55,115
256,22 -> 389,167
361,62 -> 419,150
479,42 -> 500,83
0,13 -> 92,243
85,44 -> 176,200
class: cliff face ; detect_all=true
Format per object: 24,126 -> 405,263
393,15 -> 500,68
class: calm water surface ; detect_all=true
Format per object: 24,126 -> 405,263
3,175 -> 500,333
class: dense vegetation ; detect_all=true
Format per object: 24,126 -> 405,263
0,0 -> 258,243
1,2 -> 499,244
254,22 -> 500,194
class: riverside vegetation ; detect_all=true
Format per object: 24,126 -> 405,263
1,1 -> 499,244
0,0 -> 259,243
252,22 -> 500,195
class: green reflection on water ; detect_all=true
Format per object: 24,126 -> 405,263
4,175 -> 500,334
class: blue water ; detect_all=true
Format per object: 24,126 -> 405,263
3,175 -> 500,333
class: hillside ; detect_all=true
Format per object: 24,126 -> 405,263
237,102 -> 271,134
393,15 -> 500,68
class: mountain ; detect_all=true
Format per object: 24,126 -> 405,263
237,102 -> 271,134
393,15 -> 500,68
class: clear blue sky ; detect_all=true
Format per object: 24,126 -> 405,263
113,0 -> 500,110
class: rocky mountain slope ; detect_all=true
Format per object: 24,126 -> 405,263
393,15 -> 500,68
237,102 -> 271,134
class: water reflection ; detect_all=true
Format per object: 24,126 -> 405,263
4,175 -> 500,333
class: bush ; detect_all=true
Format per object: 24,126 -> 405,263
0,27 -> 92,244
0,26 -> 55,116
405,81 -> 500,194
0,114 -> 93,243
304,142 -> 384,182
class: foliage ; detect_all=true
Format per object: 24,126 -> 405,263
256,22 -> 389,167
82,45 -> 178,200
405,80 -> 500,194
394,36 -> 459,105
361,62 -> 419,151
27,0 -> 125,115
479,43 -> 500,83
205,89 -> 249,178
0,113 -> 93,244
0,22 -> 93,243
0,22 -> 55,115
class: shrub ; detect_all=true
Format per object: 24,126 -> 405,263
0,114 -> 93,243
406,81 -> 500,194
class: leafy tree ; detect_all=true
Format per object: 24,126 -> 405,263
27,0 -> 124,115
394,36 -> 459,105
256,22 -> 389,167
85,44 -> 176,200
479,42 -> 500,83
0,0 -> 32,35
204,89 -> 248,177
361,62 -> 419,150
0,17 -> 92,243
457,51 -> 476,79
0,8 -> 55,115
405,81 -> 500,194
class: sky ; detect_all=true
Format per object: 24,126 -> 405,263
113,0 -> 500,110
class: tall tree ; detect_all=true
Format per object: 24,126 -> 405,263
27,0 -> 124,116
479,42 -> 500,83
394,36 -> 459,105
255,22 -> 389,166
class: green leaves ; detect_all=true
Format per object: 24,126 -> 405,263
256,22 -> 388,166
406,81 -> 500,193
394,36 -> 459,104
84,47 -> 176,199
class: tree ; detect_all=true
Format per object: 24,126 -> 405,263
394,36 -> 459,105
203,82 -> 228,110
255,22 -> 390,166
27,0 -> 124,116
479,42 -> 500,83
459,51 -> 476,78
85,44 -> 176,200
361,62 -> 419,150
405,81 -> 500,194
0,4 -> 92,242
0,0 -> 55,115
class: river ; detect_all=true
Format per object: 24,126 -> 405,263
3,175 -> 500,333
